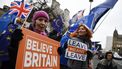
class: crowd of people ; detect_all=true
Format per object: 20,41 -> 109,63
0,10 -> 119,69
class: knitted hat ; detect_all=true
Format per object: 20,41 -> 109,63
32,10 -> 49,22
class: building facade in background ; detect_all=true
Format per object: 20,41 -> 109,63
105,36 -> 113,51
112,29 -> 122,56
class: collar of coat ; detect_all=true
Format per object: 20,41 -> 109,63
100,59 -> 117,67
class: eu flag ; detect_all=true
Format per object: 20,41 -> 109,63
51,15 -> 64,33
68,0 -> 118,33
0,12 -> 16,35
87,0 -> 118,31
0,12 -> 17,61
0,24 -> 18,61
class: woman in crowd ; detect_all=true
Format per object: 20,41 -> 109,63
29,10 -> 62,41
7,10 -> 50,69
58,24 -> 93,69
29,10 -> 49,36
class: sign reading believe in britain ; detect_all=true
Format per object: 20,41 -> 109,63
16,28 -> 60,69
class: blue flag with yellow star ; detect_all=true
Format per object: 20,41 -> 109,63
68,0 -> 118,32
51,15 -> 64,33
0,24 -> 18,61
0,12 -> 17,61
0,12 -> 16,35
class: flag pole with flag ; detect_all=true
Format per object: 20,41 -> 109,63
86,0 -> 118,31
0,12 -> 16,35
20,0 -> 33,28
69,9 -> 85,25
51,15 -> 64,34
9,0 -> 33,28
68,0 -> 118,33
21,6 -> 33,28
89,0 -> 93,11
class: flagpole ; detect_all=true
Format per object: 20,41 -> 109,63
90,2 -> 92,11
21,6 -> 33,29
20,0 -> 34,29
89,0 -> 93,12
93,10 -> 111,33
21,0 -> 47,29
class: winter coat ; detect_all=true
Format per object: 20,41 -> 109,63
96,59 -> 118,69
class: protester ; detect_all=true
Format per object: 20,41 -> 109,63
6,10 -> 63,69
29,10 -> 62,41
58,24 -> 93,69
96,51 -> 118,69
29,10 -> 49,36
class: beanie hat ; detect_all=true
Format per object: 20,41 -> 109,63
32,10 -> 49,22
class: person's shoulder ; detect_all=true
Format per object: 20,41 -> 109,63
99,59 -> 105,62
99,59 -> 106,65
112,60 -> 118,66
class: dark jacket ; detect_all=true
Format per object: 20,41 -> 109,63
96,59 -> 118,69
7,29 -> 23,69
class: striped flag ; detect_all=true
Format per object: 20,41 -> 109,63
9,0 -> 32,19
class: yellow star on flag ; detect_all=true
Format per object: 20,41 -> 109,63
6,36 -> 11,40
9,29 -> 13,33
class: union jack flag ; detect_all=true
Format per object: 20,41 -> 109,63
9,0 -> 32,19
